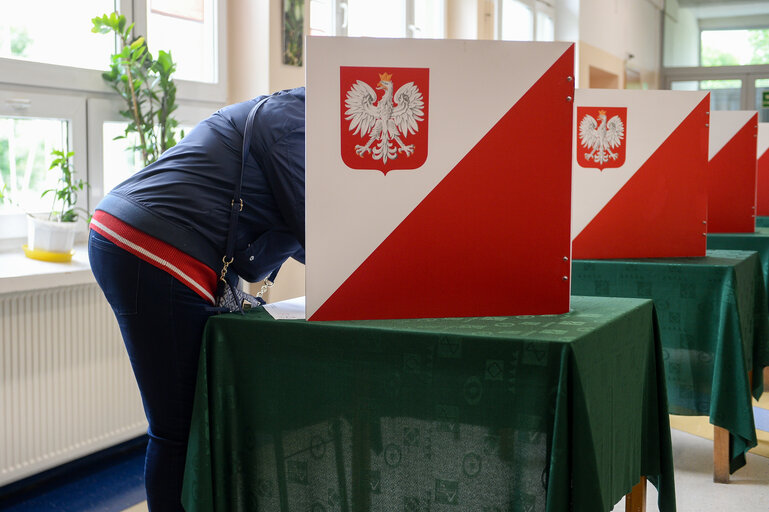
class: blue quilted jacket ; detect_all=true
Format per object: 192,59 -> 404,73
95,87 -> 305,282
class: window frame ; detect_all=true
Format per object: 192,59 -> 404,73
0,0 -> 228,246
0,89 -> 87,244
87,97 -> 216,207
311,0 -> 445,39
0,0 -> 227,104
664,64 -> 769,111
496,0 -> 555,42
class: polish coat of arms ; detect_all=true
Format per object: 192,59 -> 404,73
340,66 -> 429,174
577,107 -> 627,170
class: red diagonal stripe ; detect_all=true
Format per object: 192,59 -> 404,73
311,46 -> 575,321
755,147 -> 769,216
572,96 -> 710,259
708,114 -> 758,233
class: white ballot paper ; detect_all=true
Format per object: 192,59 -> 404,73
263,296 -> 306,320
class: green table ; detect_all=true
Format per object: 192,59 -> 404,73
572,250 -> 769,475
182,296 -> 675,512
708,230 -> 769,303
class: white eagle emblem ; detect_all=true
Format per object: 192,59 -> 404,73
579,110 -> 625,164
344,72 -> 425,164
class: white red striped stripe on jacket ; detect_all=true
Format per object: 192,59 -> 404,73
90,210 -> 218,304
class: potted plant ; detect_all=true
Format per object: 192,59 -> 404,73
91,12 -> 180,167
24,149 -> 89,261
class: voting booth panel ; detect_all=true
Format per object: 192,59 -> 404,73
305,37 -> 575,321
707,111 -> 758,233
756,123 -> 769,216
571,89 -> 710,259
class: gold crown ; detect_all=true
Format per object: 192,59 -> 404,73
598,109 -> 607,116
379,72 -> 392,82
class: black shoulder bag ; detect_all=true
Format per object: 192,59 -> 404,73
215,97 -> 275,313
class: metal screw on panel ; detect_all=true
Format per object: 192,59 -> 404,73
566,96 -> 573,102
563,256 -> 569,261
705,123 -> 709,127
567,76 -> 573,82
562,276 -> 569,281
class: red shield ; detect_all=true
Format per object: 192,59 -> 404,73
576,106 -> 627,171
340,66 -> 429,175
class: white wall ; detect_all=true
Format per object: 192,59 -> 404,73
579,0 -> 663,88
227,0 -> 270,102
663,0 -> 700,68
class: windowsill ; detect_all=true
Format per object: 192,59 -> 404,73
0,244 -> 95,295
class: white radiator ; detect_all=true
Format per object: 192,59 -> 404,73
0,283 -> 147,487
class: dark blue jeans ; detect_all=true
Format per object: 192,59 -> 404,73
88,230 -> 217,511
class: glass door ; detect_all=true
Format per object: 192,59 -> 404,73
754,78 -> 769,122
671,79 -> 743,111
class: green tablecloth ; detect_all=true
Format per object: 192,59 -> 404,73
573,250 -> 769,474
182,296 -> 675,512
708,231 -> 769,303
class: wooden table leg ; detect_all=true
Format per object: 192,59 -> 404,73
713,370 -> 753,483
713,425 -> 730,483
764,366 -> 768,392
625,476 -> 646,512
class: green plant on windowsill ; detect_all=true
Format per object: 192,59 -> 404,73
24,150 -> 90,260
91,11 -> 180,168
42,149 -> 89,223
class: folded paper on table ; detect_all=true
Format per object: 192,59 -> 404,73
305,37 -> 575,321
263,296 -> 305,320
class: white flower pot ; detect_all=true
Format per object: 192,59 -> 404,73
26,214 -> 78,253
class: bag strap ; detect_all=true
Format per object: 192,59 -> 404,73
219,96 -> 270,285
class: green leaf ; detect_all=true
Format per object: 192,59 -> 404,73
129,36 -> 145,50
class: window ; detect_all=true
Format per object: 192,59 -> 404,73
756,78 -> 769,122
146,0 -> 219,83
0,0 -> 115,70
497,0 -> 555,42
0,0 -> 227,246
0,91 -> 86,241
87,98 -> 211,206
701,29 -> 769,67
0,117 -> 68,213
663,2 -> 769,114
309,0 -> 445,39
500,0 -> 533,41
670,79 -> 743,111
663,1 -> 769,68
